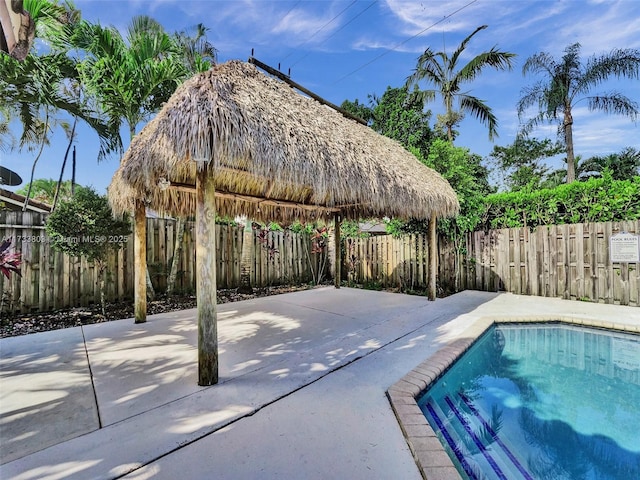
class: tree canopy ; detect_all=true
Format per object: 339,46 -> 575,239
406,25 -> 516,142
518,42 -> 640,183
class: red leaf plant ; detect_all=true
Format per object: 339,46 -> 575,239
0,238 -> 22,279
310,227 -> 327,254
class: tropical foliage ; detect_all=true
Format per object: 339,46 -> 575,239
482,171 -> 640,230
577,147 -> 640,180
342,86 -> 436,152
45,187 -> 130,315
518,42 -> 640,183
0,238 -> 22,279
489,137 -> 564,191
72,15 -> 188,142
407,25 -> 516,142
0,1 -> 118,155
16,178 -> 74,203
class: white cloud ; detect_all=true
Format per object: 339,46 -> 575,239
554,1 -> 640,53
383,0 -> 478,35
272,8 -> 336,39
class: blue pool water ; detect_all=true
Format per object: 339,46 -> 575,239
417,324 -> 640,480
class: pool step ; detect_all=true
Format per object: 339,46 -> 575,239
423,395 -> 532,480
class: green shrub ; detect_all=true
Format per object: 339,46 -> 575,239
481,172 -> 640,230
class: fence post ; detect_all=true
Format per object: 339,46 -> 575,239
134,201 -> 147,323
334,213 -> 341,289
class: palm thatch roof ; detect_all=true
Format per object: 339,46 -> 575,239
109,60 -> 459,224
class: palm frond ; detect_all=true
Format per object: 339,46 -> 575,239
406,48 -> 443,87
456,47 -> 515,88
449,25 -> 488,68
522,51 -> 557,76
459,94 -> 498,140
576,48 -> 640,95
517,81 -> 549,118
587,92 -> 639,119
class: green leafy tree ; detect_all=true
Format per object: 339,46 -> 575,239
45,187 -> 130,315
173,23 -> 217,73
489,138 -> 564,191
407,25 -> 516,142
425,139 -> 493,291
340,98 -> 374,125
578,147 -> 640,180
17,178 -> 74,203
425,139 -> 493,235
518,43 -> 640,183
370,86 -> 435,154
343,86 -> 436,158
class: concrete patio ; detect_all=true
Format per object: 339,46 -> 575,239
1,288 -> 639,480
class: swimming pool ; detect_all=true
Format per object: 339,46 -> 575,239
417,323 -> 640,480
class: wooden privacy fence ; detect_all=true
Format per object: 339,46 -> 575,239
4,212 -> 638,313
460,220 -> 639,306
0,211 -> 321,314
345,221 -> 639,306
344,235 -> 432,290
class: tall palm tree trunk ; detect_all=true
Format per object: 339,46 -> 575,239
53,116 -> 77,210
564,107 -> 576,183
23,110 -> 49,211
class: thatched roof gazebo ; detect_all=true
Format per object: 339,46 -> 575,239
109,60 -> 459,386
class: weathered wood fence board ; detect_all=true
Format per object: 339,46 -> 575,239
344,221 -> 639,306
1,212 -> 318,314
346,234 -> 431,290
3,212 -> 639,314
459,221 -> 639,306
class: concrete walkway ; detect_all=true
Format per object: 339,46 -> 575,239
1,288 -> 639,480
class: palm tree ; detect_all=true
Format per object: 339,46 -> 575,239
174,23 -> 217,73
0,47 -> 119,159
406,25 -> 516,142
518,43 -> 640,183
1,1 -> 120,209
74,15 -> 187,143
0,105 -> 14,150
74,16 -> 189,301
76,17 -> 219,300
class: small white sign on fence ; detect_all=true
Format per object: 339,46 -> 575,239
610,232 -> 640,263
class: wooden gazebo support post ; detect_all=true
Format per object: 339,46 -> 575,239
196,166 -> 219,385
134,200 -> 147,323
428,212 -> 437,301
334,213 -> 341,289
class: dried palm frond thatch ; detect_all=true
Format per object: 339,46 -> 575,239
109,60 -> 459,223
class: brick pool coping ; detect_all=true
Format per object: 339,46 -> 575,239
386,316 -> 640,480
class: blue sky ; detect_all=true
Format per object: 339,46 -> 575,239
2,0 -> 639,195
